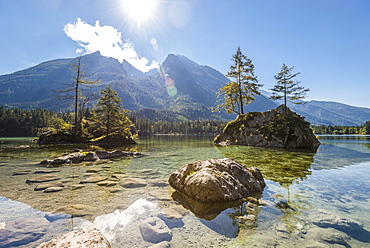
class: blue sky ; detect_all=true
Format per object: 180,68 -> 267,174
1,0 -> 370,108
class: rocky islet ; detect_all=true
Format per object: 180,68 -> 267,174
214,105 -> 321,152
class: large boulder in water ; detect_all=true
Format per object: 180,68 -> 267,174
168,158 -> 266,202
214,105 -> 320,152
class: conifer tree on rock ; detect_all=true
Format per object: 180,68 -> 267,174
213,47 -> 263,115
92,85 -> 135,141
269,64 -> 310,114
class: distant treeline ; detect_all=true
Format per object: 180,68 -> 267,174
0,106 -> 56,137
312,122 -> 370,135
129,114 -> 226,135
0,106 -> 227,137
3,106 -> 370,137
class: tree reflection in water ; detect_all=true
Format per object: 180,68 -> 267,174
218,145 -> 317,234
172,145 -> 317,236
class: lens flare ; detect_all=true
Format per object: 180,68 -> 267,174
158,64 -> 178,97
167,85 -> 178,97
165,75 -> 177,97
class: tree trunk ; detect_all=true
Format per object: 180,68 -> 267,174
283,77 -> 287,115
74,76 -> 79,136
74,58 -> 81,137
238,64 -> 244,115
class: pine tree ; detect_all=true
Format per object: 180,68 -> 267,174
92,85 -> 133,137
270,64 -> 310,114
213,47 -> 263,115
362,121 -> 370,134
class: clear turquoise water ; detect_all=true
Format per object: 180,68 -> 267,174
1,135 -> 370,247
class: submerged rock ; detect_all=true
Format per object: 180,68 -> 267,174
169,158 -> 266,203
119,178 -> 147,188
53,204 -> 96,217
43,186 -> 64,193
310,209 -> 363,232
34,181 -> 65,191
13,170 -> 32,176
139,217 -> 172,243
214,105 -> 320,152
26,174 -> 61,183
85,168 -> 101,173
80,176 -> 107,184
95,150 -> 141,159
0,217 -> 49,248
37,228 -> 112,248
33,169 -> 61,174
97,180 -> 117,187
13,170 -> 31,176
71,184 -> 85,190
150,179 -> 169,187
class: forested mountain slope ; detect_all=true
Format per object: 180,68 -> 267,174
1,52 -> 369,124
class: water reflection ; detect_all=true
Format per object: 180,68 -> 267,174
216,145 -> 314,187
210,145 -> 318,235
0,196 -> 88,247
2,136 -> 370,247
168,142 -> 317,237
171,191 -> 243,220
171,191 -> 263,238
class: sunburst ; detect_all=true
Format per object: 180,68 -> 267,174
121,0 -> 158,25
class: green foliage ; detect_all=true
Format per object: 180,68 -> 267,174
213,47 -> 263,115
362,121 -> 370,134
92,85 -> 134,137
47,117 -> 72,133
0,53 -> 231,121
131,116 -> 227,135
0,106 -> 56,137
0,105 -> 227,137
311,122 -> 370,135
270,64 -> 309,112
132,108 -> 187,122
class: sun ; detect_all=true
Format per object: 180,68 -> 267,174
122,0 -> 157,24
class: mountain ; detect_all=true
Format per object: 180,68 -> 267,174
289,101 -> 370,126
1,52 -> 370,125
259,91 -> 370,126
122,60 -> 157,77
0,52 -> 232,120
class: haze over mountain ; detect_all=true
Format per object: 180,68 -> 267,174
1,52 -> 369,125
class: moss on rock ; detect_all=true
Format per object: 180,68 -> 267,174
214,105 -> 320,152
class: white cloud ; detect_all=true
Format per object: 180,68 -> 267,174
64,18 -> 158,72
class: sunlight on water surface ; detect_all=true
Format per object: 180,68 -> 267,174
0,135 -> 370,247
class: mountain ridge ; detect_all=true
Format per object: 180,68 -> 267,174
0,52 -> 369,125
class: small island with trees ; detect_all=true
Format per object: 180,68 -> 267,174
212,47 -> 320,152
37,56 -> 136,145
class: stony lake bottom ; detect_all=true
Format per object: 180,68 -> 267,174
1,135 -> 370,247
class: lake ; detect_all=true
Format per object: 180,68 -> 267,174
1,135 -> 370,247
